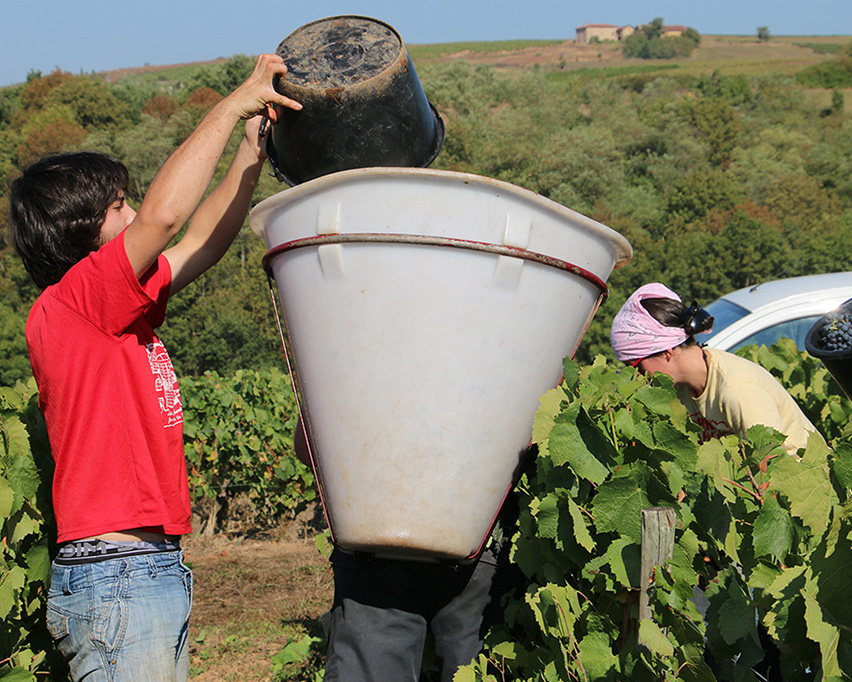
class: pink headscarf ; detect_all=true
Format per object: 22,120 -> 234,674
610,283 -> 689,362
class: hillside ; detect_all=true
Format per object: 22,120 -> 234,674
99,34 -> 850,83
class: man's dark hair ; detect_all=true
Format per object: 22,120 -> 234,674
9,151 -> 130,289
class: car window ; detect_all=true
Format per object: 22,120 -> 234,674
699,299 -> 750,344
727,315 -> 822,353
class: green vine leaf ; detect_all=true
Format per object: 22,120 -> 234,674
633,383 -> 682,418
577,630 -> 617,678
0,667 -> 37,681
717,593 -> 757,646
0,565 -> 27,619
548,416 -> 609,484
593,464 -> 656,543
831,442 -> 852,490
652,421 -> 697,470
810,520 -> 852,632
533,388 -> 566,444
638,619 -> 673,656
0,477 -> 14,520
803,587 -> 844,681
606,536 -> 640,588
532,494 -> 560,545
566,496 -> 595,552
753,493 -> 794,560
769,432 -> 836,534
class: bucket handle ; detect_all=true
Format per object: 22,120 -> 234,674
265,273 -> 337,544
262,232 -> 611,301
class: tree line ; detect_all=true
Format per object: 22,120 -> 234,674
1,44 -> 852,386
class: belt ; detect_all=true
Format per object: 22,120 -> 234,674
55,538 -> 181,565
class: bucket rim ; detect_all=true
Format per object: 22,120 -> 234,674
805,297 -> 852,359
249,167 -> 633,269
276,14 -> 402,52
273,14 -> 406,96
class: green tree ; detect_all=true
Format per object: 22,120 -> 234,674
0,303 -> 30,386
623,19 -> 700,60
15,105 -> 87,167
644,17 -> 665,40
763,174 -> 852,274
678,96 -> 743,166
160,235 -> 284,378
3,53 -> 852,384
0,84 -> 23,127
47,77 -> 130,129
757,26 -> 771,42
696,70 -> 753,104
712,207 -> 791,288
796,49 -> 852,88
623,31 -> 653,59
665,168 -> 742,226
729,126 -> 810,197
682,27 -> 701,47
111,113 -> 183,201
0,253 -> 38,386
185,55 -> 256,97
18,69 -> 74,112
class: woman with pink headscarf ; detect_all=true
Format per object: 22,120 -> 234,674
610,283 -> 820,456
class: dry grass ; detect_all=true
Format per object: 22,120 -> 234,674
183,531 -> 333,681
411,34 -> 850,82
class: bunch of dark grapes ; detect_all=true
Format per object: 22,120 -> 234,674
818,313 -> 852,352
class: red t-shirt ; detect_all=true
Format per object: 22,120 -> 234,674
26,232 -> 191,543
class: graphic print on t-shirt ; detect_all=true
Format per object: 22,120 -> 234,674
690,412 -> 730,443
146,340 -> 183,427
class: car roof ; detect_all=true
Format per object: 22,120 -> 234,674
716,272 -> 852,313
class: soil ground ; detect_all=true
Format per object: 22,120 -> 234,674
183,528 -> 333,681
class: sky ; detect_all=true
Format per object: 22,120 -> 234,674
1,0 -> 850,87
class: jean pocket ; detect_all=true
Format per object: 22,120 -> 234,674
181,559 -> 193,619
46,603 -> 70,640
92,596 -> 125,651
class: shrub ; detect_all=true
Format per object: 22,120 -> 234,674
181,367 -> 316,534
0,380 -> 65,681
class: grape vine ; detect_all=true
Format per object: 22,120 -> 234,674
457,339 -> 852,682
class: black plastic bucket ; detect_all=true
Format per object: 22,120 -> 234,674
268,15 -> 445,186
805,297 -> 852,400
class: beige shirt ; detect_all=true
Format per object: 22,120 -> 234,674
676,348 -> 820,456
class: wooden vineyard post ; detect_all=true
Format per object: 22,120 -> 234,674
638,507 -> 677,649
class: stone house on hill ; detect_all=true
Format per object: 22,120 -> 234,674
575,24 -> 635,43
662,25 -> 687,37
576,23 -> 686,43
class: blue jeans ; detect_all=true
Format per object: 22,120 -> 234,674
46,551 -> 192,682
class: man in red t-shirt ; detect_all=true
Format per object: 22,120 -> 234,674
9,55 -> 301,682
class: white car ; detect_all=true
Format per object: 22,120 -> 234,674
699,272 -> 852,352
